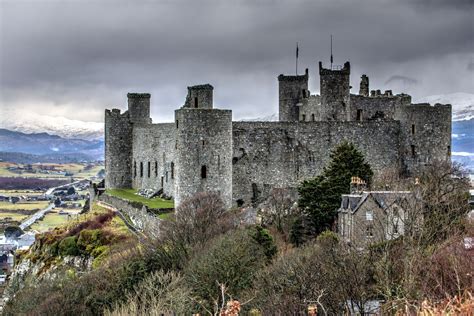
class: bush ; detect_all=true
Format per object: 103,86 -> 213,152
184,229 -> 267,312
248,225 -> 277,261
58,236 -> 80,256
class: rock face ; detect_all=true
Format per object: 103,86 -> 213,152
105,61 -> 452,208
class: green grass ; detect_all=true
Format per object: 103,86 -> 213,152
106,189 -> 174,209
0,201 -> 50,211
158,212 -> 173,220
0,212 -> 29,222
30,212 -> 73,233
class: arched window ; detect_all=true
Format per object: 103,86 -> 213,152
171,162 -> 175,179
140,162 -> 143,177
201,165 -> 207,179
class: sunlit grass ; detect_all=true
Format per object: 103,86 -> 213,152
0,201 -> 49,211
106,189 -> 174,209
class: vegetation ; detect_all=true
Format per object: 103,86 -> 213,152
297,141 -> 373,239
4,159 -> 472,315
106,188 -> 174,209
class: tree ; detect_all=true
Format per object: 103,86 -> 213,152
67,186 -> 76,195
298,142 -> 373,237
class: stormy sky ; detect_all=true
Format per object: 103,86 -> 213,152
0,0 -> 473,123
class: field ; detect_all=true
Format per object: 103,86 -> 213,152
106,189 -> 174,209
0,212 -> 29,222
0,201 -> 49,212
0,162 -> 104,180
29,210 -> 80,233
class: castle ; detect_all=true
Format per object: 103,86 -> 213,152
105,61 -> 451,208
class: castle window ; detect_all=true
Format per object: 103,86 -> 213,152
411,124 -> 416,135
140,162 -> 143,177
311,114 -> 315,121
171,162 -> 174,179
155,161 -> 158,177
166,171 -> 168,182
411,145 -> 416,158
161,176 -> 164,188
134,161 -> 137,178
194,97 -> 198,108
176,120 -> 179,129
302,114 -> 306,121
357,109 -> 363,121
147,161 -> 151,178
302,89 -> 306,98
447,146 -> 451,156
202,140 -> 205,147
201,165 -> 207,179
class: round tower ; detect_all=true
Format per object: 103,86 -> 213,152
104,109 -> 133,189
278,68 -> 309,121
319,61 -> 351,121
174,85 -> 232,208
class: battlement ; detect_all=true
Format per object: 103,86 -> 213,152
127,93 -> 151,99
319,61 -> 350,75
278,68 -> 309,82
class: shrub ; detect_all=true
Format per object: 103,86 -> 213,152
184,229 -> 267,312
58,236 -> 80,256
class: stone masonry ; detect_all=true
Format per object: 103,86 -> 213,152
105,60 -> 452,209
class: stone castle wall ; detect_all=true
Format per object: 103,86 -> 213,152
131,123 -> 176,197
232,121 -> 401,206
175,108 -> 233,208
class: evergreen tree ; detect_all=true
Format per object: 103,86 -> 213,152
297,142 -> 373,238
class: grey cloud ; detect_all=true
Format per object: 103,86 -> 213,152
0,0 -> 473,123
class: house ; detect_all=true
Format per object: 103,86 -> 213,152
337,178 -> 413,246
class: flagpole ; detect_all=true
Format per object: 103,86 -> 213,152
296,42 -> 299,75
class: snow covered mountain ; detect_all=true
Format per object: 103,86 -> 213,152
0,108 -> 103,140
415,92 -> 474,121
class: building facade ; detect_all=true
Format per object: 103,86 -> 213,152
105,61 -> 451,208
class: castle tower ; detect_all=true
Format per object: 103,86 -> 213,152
183,84 -> 213,109
319,61 -> 351,121
278,68 -> 309,121
104,109 -> 133,189
174,84 -> 233,208
359,74 -> 369,97
127,93 -> 152,124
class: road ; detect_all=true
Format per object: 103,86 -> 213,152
45,179 -> 88,196
19,203 -> 54,230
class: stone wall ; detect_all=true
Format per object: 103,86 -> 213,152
395,103 -> 452,175
132,123 -> 176,197
99,193 -> 161,237
232,120 -> 401,206
319,61 -> 351,121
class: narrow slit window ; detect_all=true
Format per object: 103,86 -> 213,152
171,162 -> 174,179
357,109 -> 363,121
411,124 -> 416,135
176,120 -> 179,128
134,161 -> 137,178
411,145 -> 416,158
194,97 -> 198,108
447,146 -> 451,156
155,161 -> 158,177
302,114 -> 306,121
147,161 -> 151,177
311,114 -> 315,121
140,162 -> 143,177
302,89 -> 306,98
201,165 -> 207,179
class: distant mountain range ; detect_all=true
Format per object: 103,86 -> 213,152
0,108 -> 103,140
0,129 -> 103,163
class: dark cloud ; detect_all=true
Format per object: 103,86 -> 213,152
0,0 -> 473,123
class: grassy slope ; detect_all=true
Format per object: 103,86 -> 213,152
106,189 -> 174,209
